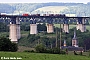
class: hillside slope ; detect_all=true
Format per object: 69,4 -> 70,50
32,6 -> 68,14
0,3 -> 90,16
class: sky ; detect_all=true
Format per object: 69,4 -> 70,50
0,0 -> 89,4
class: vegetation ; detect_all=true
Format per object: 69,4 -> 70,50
0,22 -> 90,50
35,44 -> 46,53
89,50 -> 90,57
0,37 -> 18,52
33,6 -> 68,14
0,52 -> 90,60
18,25 -> 90,50
1,3 -> 90,60
0,3 -> 90,16
0,22 -> 9,32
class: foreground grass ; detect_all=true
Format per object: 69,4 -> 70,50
0,52 -> 90,60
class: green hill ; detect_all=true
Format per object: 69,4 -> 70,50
32,6 -> 68,14
0,3 -> 90,16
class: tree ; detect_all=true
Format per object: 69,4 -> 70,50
84,38 -> 90,50
35,44 -> 46,53
0,22 -> 9,32
0,37 -> 18,52
10,43 -> 18,52
37,23 -> 47,32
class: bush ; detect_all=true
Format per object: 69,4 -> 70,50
10,43 -> 18,52
52,48 -> 60,54
45,49 -> 53,53
60,50 -> 66,54
35,44 -> 46,53
0,37 -> 18,52
89,49 -> 90,57
24,50 -> 35,53
35,44 -> 66,54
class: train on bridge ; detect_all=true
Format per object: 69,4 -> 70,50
0,13 -> 90,43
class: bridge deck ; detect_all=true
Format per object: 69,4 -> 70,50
0,15 -> 90,18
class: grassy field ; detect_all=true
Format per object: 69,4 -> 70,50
33,6 -> 68,14
0,52 -> 90,60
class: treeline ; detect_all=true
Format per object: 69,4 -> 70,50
19,24 -> 90,50
0,22 -> 90,50
0,22 -> 9,32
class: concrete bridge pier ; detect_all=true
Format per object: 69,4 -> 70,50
76,18 -> 86,32
9,18 -> 18,43
30,19 -> 37,34
63,24 -> 69,33
47,24 -> 54,33
16,17 -> 21,39
82,18 -> 86,32
9,17 -> 21,43
63,18 -> 69,33
30,24 -> 37,34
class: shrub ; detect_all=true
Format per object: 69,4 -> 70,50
24,50 -> 35,53
0,37 -> 18,52
10,43 -> 18,52
60,50 -> 66,54
35,44 -> 46,53
45,49 -> 53,53
89,49 -> 90,57
45,48 -> 66,54
35,44 -> 66,54
52,48 -> 60,54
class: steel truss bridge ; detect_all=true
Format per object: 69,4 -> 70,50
0,14 -> 90,43
0,15 -> 90,24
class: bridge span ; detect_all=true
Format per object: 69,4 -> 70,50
0,14 -> 90,43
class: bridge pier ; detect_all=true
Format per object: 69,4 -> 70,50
47,24 -> 54,33
30,19 -> 37,34
9,24 -> 17,43
16,17 -> 21,39
30,24 -> 37,34
63,18 -> 69,33
82,18 -> 86,32
9,19 -> 18,43
76,18 -> 86,32
9,17 -> 21,43
63,24 -> 69,33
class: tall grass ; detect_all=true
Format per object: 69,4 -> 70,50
0,52 -> 90,60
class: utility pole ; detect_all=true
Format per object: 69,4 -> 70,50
51,43 -> 52,49
60,23 -> 62,49
56,28 -> 58,48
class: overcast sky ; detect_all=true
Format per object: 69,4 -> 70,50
0,0 -> 89,4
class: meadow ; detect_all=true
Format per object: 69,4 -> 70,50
0,52 -> 90,60
0,24 -> 90,60
33,6 -> 68,14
